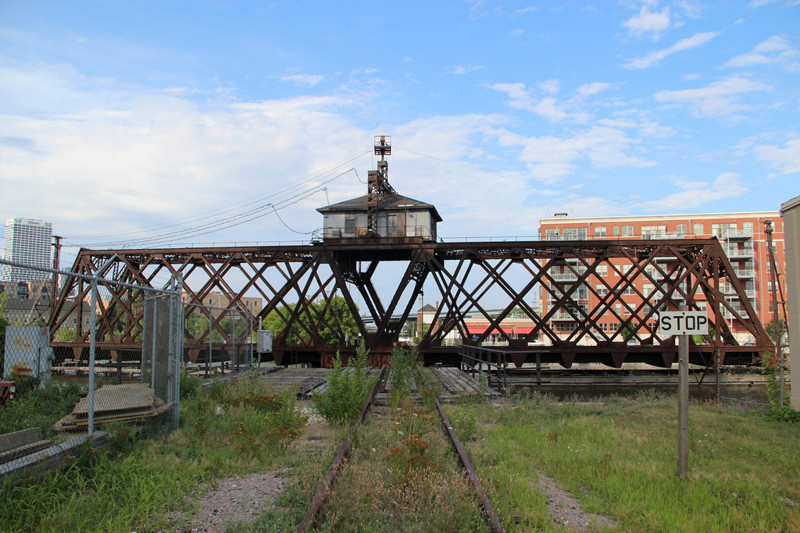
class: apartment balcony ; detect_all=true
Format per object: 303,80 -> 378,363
734,269 -> 755,279
642,233 -> 686,241
551,312 -> 579,321
723,309 -> 750,320
725,229 -> 753,240
550,273 -> 579,282
724,245 -> 754,259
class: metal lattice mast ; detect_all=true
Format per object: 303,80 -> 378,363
367,136 -> 394,236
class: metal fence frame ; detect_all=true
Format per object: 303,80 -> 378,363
183,301 -> 255,377
1,257 -> 183,438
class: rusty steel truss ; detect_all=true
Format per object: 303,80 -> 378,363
48,238 -> 773,368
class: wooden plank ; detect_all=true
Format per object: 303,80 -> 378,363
0,428 -> 43,454
0,440 -> 53,465
71,384 -> 156,415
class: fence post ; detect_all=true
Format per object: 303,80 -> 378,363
173,274 -> 183,429
151,295 -> 158,390
88,279 -> 97,435
207,306 -> 212,377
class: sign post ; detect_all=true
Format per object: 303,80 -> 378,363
658,309 -> 709,478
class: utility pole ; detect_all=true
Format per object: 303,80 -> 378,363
50,235 -> 62,319
764,220 -> 784,405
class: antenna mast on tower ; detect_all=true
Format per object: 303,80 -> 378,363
367,135 -> 394,236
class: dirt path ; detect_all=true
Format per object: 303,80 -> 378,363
535,474 -> 618,532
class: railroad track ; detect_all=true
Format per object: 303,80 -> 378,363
297,366 -> 504,532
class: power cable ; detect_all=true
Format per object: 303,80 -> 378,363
66,150 -> 371,243
65,165 -> 362,248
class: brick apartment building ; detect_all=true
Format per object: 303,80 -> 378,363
537,212 -> 786,344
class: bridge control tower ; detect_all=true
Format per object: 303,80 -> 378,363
317,136 -> 442,242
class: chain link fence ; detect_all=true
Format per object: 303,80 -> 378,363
1,257 -> 182,481
184,302 -> 255,378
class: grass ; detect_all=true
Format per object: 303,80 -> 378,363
0,373 -> 307,532
446,391 -> 800,532
0,378 -> 83,439
316,397 -> 487,532
3,367 -> 799,532
313,344 -> 379,425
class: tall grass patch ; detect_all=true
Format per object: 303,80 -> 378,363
318,399 -> 487,532
313,343 -> 378,425
448,392 -> 800,532
0,374 -> 307,532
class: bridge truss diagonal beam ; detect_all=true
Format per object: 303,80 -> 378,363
47,239 -> 773,368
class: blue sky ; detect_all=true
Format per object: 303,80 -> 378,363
1,0 -> 799,268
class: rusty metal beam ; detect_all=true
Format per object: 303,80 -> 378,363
48,239 -> 773,367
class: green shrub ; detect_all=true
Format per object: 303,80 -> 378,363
0,380 -> 83,438
313,342 -> 378,425
179,367 -> 202,399
388,346 -> 418,392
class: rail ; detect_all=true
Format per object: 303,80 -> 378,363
297,366 -> 386,532
297,366 -> 504,532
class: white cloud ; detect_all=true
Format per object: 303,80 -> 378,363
280,73 -> 325,86
502,126 -> 655,183
452,64 -> 484,75
723,36 -> 800,72
623,6 -> 671,40
654,76 -> 770,118
642,172 -> 747,210
540,79 -> 560,94
0,65 -> 375,244
753,139 -> 800,174
624,31 -> 720,69
490,82 -> 591,123
576,82 -> 612,99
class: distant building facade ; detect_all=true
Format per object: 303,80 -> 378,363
185,291 -> 263,320
779,196 -> 799,410
3,217 -> 52,282
538,212 -> 786,343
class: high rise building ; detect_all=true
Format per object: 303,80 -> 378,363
3,217 -> 53,282
537,212 -> 786,344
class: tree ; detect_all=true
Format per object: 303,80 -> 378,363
617,319 -> 635,342
261,296 -> 359,345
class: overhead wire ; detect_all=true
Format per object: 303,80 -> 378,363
70,166 -> 358,248
65,152 -> 371,248
66,150 -> 371,244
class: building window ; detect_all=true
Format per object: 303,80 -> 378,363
620,225 -> 633,237
677,224 -> 687,237
596,284 -> 608,296
545,228 -> 560,241
563,227 -> 587,240
641,225 -> 666,239
597,264 -> 608,276
613,226 -> 620,237
594,226 -> 607,238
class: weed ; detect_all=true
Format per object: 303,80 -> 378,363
313,342 -> 378,425
388,345 -> 419,391
0,372 -> 307,532
0,380 -> 83,438
179,366 -> 202,399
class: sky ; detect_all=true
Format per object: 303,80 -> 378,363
1,0 -> 799,270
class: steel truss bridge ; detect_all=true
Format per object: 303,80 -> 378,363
48,238 -> 772,369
